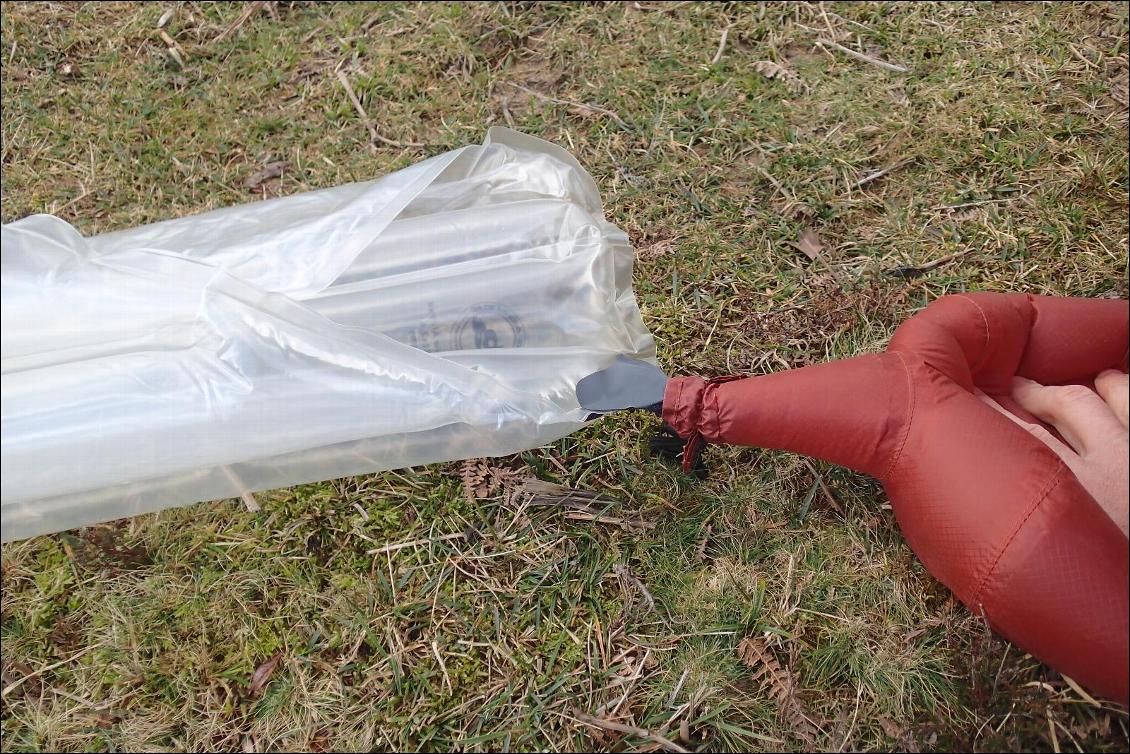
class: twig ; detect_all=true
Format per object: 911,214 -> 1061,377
431,641 -> 452,693
885,248 -> 976,279
631,1 -> 690,13
524,498 -> 617,513
157,29 -> 180,52
610,648 -> 651,715
800,458 -> 842,514
499,81 -> 629,130
336,69 -> 426,149
824,10 -> 874,33
240,491 -> 260,513
922,17 -> 957,33
1051,717 -> 1085,754
52,184 -> 92,216
1061,676 -> 1101,707
817,38 -> 908,73
366,531 -> 465,556
520,479 -> 624,510
853,158 -> 912,188
213,2 -> 264,43
991,643 -> 1011,698
755,166 -> 796,203
564,511 -> 656,530
711,23 -> 734,65
2,644 -> 104,698
614,563 -> 656,611
157,28 -> 185,68
837,684 -> 863,752
1067,43 -> 1099,70
49,685 -> 113,710
220,465 -> 260,512
573,710 -> 689,753
668,667 -> 691,706
360,12 -> 382,33
500,94 -> 515,127
935,198 -> 1012,210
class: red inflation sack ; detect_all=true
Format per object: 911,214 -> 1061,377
663,293 -> 1129,703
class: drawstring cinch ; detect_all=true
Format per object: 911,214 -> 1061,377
651,374 -> 743,476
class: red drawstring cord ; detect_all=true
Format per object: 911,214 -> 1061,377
680,430 -> 704,473
679,374 -> 744,473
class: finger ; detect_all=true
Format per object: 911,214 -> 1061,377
1094,369 -> 1129,430
1011,377 -> 1125,455
976,390 -> 1078,464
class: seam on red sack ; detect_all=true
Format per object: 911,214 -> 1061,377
1012,293 -> 1040,379
700,382 -> 713,440
879,351 -> 916,483
972,463 -> 1065,607
685,379 -> 697,435
955,294 -> 992,375
672,378 -> 688,435
706,381 -> 720,440
673,379 -> 682,434
698,375 -> 743,441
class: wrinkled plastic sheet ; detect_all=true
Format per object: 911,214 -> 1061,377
1,128 -> 656,542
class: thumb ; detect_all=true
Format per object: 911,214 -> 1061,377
1010,378 -> 1124,456
976,390 -> 1079,469
1094,370 -> 1129,430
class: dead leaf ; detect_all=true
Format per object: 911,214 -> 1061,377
753,60 -> 808,94
795,228 -> 824,261
460,459 -> 491,500
91,709 -> 122,728
877,717 -> 902,738
46,617 -> 82,653
1110,73 -> 1128,108
568,104 -> 599,120
887,87 -> 909,106
248,652 -> 283,696
694,524 -> 712,562
638,238 -> 676,258
308,729 -> 332,753
948,207 -> 984,224
1,660 -> 40,699
736,637 -> 818,747
879,716 -> 921,752
243,161 -> 289,191
461,460 -> 523,500
904,626 -> 928,641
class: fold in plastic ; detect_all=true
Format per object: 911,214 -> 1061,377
1,128 -> 656,542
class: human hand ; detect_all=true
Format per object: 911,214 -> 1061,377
982,370 -> 1129,538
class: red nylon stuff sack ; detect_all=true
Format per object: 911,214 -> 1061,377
663,293 -> 1130,703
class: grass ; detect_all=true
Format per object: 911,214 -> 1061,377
1,1 -> 1128,751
